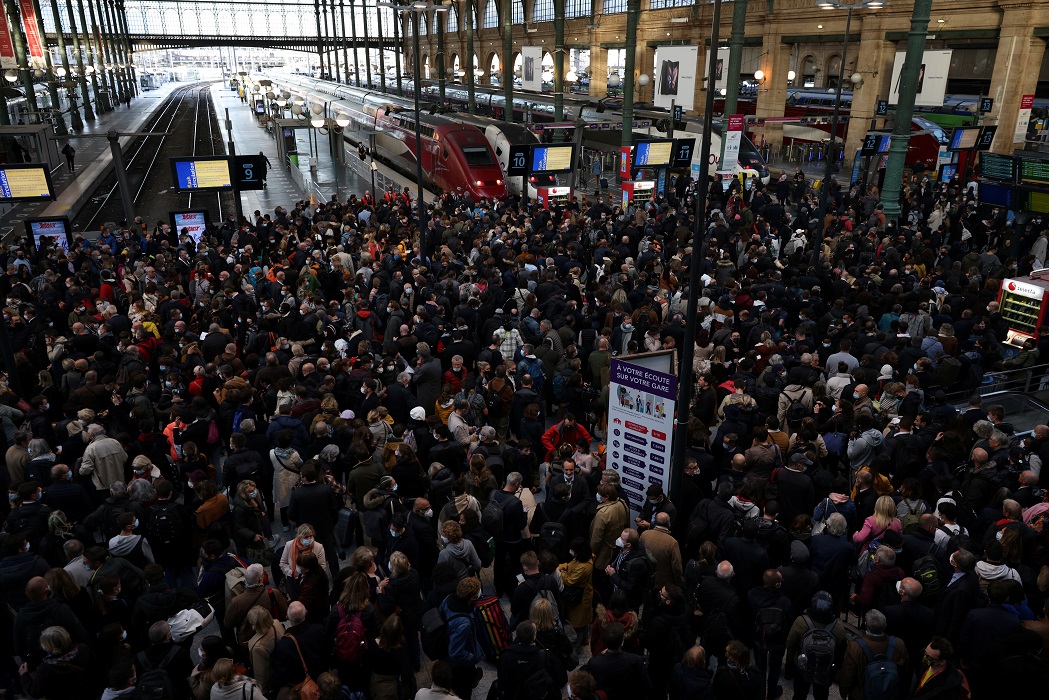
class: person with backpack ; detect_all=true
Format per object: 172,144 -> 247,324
486,472 -> 528,596
438,576 -> 486,700
748,569 -> 795,700
838,609 -> 909,700
510,550 -> 561,628
109,511 -> 156,569
495,620 -> 568,700
135,619 -> 195,699
785,590 -> 847,700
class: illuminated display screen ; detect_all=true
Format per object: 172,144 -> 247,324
25,217 -> 71,250
981,153 -> 1016,183
949,127 -> 981,151
0,164 -> 54,200
1019,159 -> 1049,186
530,146 -> 574,173
171,157 -> 234,191
634,141 -> 674,167
979,182 -> 1013,208
1020,190 -> 1049,214
170,210 -> 209,243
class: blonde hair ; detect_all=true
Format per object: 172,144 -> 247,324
389,551 -> 410,577
296,524 -> 315,540
211,658 -> 236,686
246,605 -> 275,637
873,495 -> 897,531
529,596 -> 557,632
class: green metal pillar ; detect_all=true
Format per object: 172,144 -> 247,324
501,0 -> 512,121
104,0 -> 128,104
620,0 -> 640,180
362,0 -> 372,87
67,0 -> 94,120
376,4 -> 387,92
116,1 -> 138,95
31,0 -> 67,133
723,0 -> 748,116
434,0 -> 445,103
348,0 -> 359,85
881,0 -> 931,225
76,0 -> 102,110
392,8 -> 402,92
86,0 -> 111,104
553,0 -> 564,124
52,0 -> 82,128
3,0 -> 41,121
465,0 -> 475,113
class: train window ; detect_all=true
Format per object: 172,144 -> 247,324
443,148 -> 450,159
461,147 -> 494,165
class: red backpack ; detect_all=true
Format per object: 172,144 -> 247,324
334,604 -> 367,665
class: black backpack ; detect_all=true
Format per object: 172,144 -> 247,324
755,606 -> 789,646
135,648 -> 178,700
912,547 -> 943,601
796,615 -> 837,685
147,502 -> 184,549
420,608 -> 448,660
786,396 -> 808,426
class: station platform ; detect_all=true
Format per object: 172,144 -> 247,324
0,81 -> 185,244
214,83 -> 439,217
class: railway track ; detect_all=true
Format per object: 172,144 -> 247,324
77,81 -> 230,232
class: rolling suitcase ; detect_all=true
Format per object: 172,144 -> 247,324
473,595 -> 512,662
599,177 -> 609,191
335,506 -> 357,556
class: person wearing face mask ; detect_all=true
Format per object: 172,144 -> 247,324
910,637 -> 969,699
287,463 -> 341,580
107,510 -> 155,569
279,525 -> 329,597
603,529 -> 649,611
635,484 -> 677,535
547,458 -> 591,509
232,480 -> 276,566
362,476 -> 406,562
387,512 -> 420,570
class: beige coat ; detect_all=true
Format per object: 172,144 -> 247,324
79,436 -> 128,490
590,498 -> 631,569
247,622 -> 284,696
270,448 -> 302,510
640,526 -> 684,589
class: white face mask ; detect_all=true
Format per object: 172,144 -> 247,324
615,537 -> 625,548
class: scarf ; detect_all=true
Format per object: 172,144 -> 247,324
289,538 -> 312,579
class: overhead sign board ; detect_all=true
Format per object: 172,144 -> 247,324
0,163 -> 55,201
233,154 -> 265,190
171,156 -> 234,192
530,144 -> 575,174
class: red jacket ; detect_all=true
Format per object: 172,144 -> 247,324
541,420 -> 593,461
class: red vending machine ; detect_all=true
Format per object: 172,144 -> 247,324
535,186 -> 572,210
999,274 -> 1049,346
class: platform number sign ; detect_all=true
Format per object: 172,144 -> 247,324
672,138 -> 696,167
673,105 -> 683,121
862,132 -> 880,155
979,97 -> 994,114
234,155 -> 265,190
875,100 -> 889,117
507,145 -> 530,177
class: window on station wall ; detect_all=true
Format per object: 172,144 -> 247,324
602,0 -> 628,14
566,0 -> 589,18
512,0 -> 524,23
446,6 -> 458,32
533,0 -> 554,22
650,0 -> 693,7
418,11 -> 428,34
482,0 -> 498,27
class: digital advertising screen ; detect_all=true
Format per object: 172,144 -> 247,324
949,126 -> 981,151
169,210 -> 209,244
938,163 -> 958,183
529,145 -> 575,174
170,157 -> 234,191
0,163 -> 55,201
25,217 -> 72,251
634,141 -> 674,167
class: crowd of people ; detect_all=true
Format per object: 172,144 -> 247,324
1,157 -> 1049,700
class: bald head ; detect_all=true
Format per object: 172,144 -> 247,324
288,601 -> 307,625
855,384 -> 868,399
972,448 -> 989,466
898,577 -> 922,601
717,561 -> 734,580
25,576 -> 48,602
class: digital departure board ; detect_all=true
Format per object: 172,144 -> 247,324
634,141 -> 674,167
949,126 -> 981,151
1019,190 -> 1049,214
0,164 -> 55,201
1018,159 -> 1049,186
980,153 -> 1017,183
979,182 -> 1013,208
170,157 -> 234,191
530,145 -> 575,173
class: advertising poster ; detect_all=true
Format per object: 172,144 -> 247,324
521,46 -> 543,92
704,47 -> 731,93
722,114 -> 744,172
888,50 -> 952,107
1014,94 -> 1034,144
606,358 -> 677,515
653,45 -> 698,111
17,0 -> 44,68
170,211 -> 208,243
26,218 -> 71,250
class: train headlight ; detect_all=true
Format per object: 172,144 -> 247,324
496,179 -> 502,185
475,180 -> 483,187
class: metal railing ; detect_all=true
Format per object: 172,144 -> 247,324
943,360 -> 1049,404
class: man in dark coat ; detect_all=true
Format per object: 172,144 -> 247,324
582,621 -> 651,700
383,372 -> 420,425
883,576 -> 935,671
287,462 -> 340,579
270,601 -> 328,691
496,621 -> 567,700
807,513 -> 855,609
933,548 -> 980,646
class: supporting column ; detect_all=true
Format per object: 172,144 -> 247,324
722,0 -> 749,115
329,0 -> 342,83
589,48 -> 607,98
434,0 -> 445,102
842,29 -> 894,167
2,0 -> 41,121
754,31 -> 790,151
86,0 -> 112,107
340,0 -> 350,84
30,0 -> 67,133
377,5 -> 386,92
881,0 -> 931,225
348,0 -> 360,85
105,0 -> 128,103
987,5 -> 1049,153
76,0 -> 102,111
314,0 -> 326,78
393,10 -> 402,92
47,0 -> 81,128
620,0 -> 639,183
116,1 -> 136,95
553,0 -> 564,122
501,0 -> 512,119
362,0 -> 373,87
465,0 -> 475,112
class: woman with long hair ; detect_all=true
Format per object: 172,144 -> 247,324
464,454 -> 497,508
377,551 -> 423,671
390,443 -> 426,499
328,572 -> 382,693
279,524 -> 330,598
208,658 -> 265,700
853,495 -> 902,547
367,614 -> 414,700
270,430 -> 302,533
292,551 -> 330,622
92,574 -> 130,632
232,480 -> 270,564
245,606 -> 284,696
530,596 -> 575,671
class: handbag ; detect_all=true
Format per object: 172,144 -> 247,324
245,542 -> 275,567
287,633 -> 320,700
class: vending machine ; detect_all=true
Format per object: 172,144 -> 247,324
999,274 -> 1049,346
535,186 -> 573,210
621,180 -> 655,208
